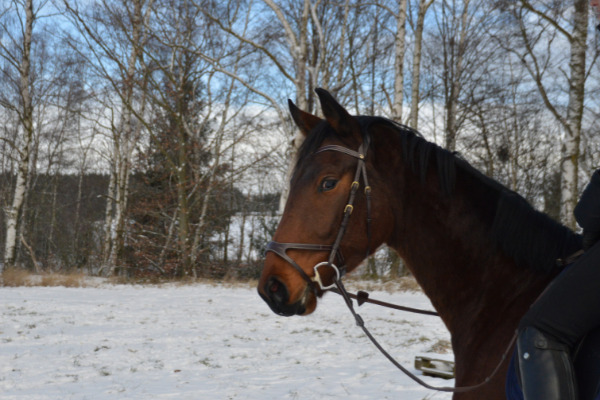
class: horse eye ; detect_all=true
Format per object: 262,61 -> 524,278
320,178 -> 338,192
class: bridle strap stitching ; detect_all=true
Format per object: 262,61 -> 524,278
315,144 -> 364,159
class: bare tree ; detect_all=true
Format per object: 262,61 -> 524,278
409,0 -> 434,129
0,0 -> 36,272
62,0 -> 154,274
436,0 -> 471,151
505,0 -> 591,228
199,0 -> 378,211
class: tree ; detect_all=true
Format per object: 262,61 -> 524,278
0,0 -> 35,272
409,0 -> 434,129
435,0 -> 472,151
62,0 -> 154,274
200,0 -> 380,211
506,0 -> 591,228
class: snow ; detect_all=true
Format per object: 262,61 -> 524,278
1,281 -> 453,399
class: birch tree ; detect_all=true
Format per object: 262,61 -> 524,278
199,0 -> 376,211
392,0 -> 408,121
560,0 -> 588,228
63,0 -> 153,274
409,0 -> 434,129
0,0 -> 36,272
507,0 -> 590,228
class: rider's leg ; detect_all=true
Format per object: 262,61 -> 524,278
517,240 -> 600,400
517,326 -> 577,399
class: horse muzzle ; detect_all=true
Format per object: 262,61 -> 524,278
258,276 -> 308,316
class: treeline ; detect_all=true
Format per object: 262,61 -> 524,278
0,173 -> 107,273
1,0 -> 599,278
0,172 -> 279,277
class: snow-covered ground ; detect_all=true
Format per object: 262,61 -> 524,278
1,281 -> 453,399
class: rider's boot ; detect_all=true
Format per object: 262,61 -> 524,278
517,326 -> 578,400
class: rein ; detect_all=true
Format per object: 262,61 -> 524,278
326,288 -> 439,316
331,277 -> 517,393
266,135 -> 516,394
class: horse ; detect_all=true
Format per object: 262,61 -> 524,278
257,88 -> 599,399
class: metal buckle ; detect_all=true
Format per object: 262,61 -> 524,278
312,261 -> 341,290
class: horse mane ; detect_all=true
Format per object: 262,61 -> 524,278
295,115 -> 582,273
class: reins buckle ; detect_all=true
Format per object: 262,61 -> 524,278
312,261 -> 341,290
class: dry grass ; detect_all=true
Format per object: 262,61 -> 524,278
105,274 -> 259,289
427,339 -> 453,354
1,267 -> 418,293
39,272 -> 85,288
1,268 -> 86,288
1,267 -> 33,287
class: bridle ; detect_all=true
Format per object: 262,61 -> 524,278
265,133 -> 514,394
266,134 -> 373,292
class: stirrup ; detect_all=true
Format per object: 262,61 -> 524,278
517,327 -> 578,400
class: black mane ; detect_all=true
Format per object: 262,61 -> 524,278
295,115 -> 582,273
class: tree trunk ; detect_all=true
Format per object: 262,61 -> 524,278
561,0 -> 588,229
102,166 -> 116,273
3,0 -> 35,272
108,145 -> 132,275
392,0 -> 408,121
106,0 -> 144,275
443,0 -> 470,152
512,0 -> 590,228
263,0 -> 312,213
409,0 -> 434,129
176,124 -> 191,277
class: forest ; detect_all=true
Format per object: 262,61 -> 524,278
0,0 -> 598,279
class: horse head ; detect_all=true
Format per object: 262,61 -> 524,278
257,89 -> 394,316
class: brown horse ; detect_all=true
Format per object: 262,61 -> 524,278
257,89 -> 582,399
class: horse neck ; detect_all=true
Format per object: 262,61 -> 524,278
373,132 -> 553,356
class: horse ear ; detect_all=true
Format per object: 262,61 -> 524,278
288,99 -> 323,137
315,88 -> 361,139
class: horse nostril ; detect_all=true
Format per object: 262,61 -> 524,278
269,280 -> 280,293
265,277 -> 289,305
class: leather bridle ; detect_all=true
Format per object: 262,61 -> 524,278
266,135 -> 372,292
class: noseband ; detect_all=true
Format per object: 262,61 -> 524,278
266,135 -> 372,291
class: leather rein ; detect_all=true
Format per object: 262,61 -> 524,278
266,135 -> 515,394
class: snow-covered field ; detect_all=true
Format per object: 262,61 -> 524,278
1,281 -> 453,399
